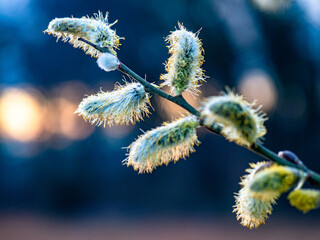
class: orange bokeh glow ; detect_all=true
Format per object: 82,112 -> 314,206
0,88 -> 43,142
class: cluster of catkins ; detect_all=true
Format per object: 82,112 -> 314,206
45,11 -> 320,228
234,161 -> 320,228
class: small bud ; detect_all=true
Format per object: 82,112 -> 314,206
97,53 -> 120,72
201,90 -> 267,147
160,23 -> 205,96
234,162 -> 275,229
249,165 -> 302,201
278,150 -> 304,167
288,189 -> 320,213
45,11 -> 123,57
75,82 -> 151,126
124,116 -> 200,173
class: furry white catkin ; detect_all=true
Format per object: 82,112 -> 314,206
124,116 -> 200,173
161,23 -> 205,96
45,11 -> 123,57
75,82 -> 151,127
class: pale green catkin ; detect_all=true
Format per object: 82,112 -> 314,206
201,91 -> 267,147
249,165 -> 302,201
124,116 -> 200,173
161,23 -> 205,96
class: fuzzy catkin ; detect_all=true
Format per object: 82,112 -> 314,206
249,165 -> 301,201
234,162 -> 274,229
161,23 -> 205,96
75,82 -> 151,127
45,11 -> 123,57
201,91 -> 267,147
124,116 -> 200,173
234,162 -> 302,228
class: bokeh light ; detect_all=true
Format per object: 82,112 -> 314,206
238,70 -> 277,112
0,87 -> 44,142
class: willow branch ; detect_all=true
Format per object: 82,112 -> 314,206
79,38 -> 320,186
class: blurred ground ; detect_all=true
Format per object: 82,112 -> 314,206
1,212 -> 320,240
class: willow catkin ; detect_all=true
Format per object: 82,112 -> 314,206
234,162 -> 275,229
124,116 -> 200,173
201,90 -> 267,147
161,23 -> 205,96
45,11 -> 123,57
249,165 -> 301,201
75,82 -> 151,127
234,161 -> 302,228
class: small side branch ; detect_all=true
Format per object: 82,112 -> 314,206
118,63 -> 200,117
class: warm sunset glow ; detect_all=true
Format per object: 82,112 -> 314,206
0,88 -> 43,142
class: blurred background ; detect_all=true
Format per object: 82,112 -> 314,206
0,0 -> 320,239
